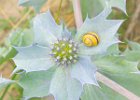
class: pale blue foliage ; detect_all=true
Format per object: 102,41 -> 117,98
18,68 -> 56,99
81,0 -> 126,19
19,0 -> 47,12
76,8 -> 123,55
13,45 -> 54,73
49,67 -> 83,100
13,10 -> 99,99
1,0 -> 138,100
81,83 -> 127,100
71,56 -> 98,86
33,11 -> 63,46
80,46 -> 140,100
18,67 -> 83,100
108,0 -> 127,14
99,0 -> 126,13
0,77 -> 14,91
9,28 -> 34,46
12,8 -> 124,100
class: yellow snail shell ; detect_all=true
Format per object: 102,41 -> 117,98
82,32 -> 100,47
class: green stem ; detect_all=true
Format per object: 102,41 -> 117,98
72,0 -> 83,28
56,0 -> 63,24
0,73 -> 17,100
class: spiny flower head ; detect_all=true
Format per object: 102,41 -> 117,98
51,38 -> 79,65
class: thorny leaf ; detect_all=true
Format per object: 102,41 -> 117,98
19,0 -> 47,12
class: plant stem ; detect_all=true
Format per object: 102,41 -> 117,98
72,0 -> 83,29
13,9 -> 32,29
72,0 -> 140,99
97,72 -> 140,100
56,0 -> 63,24
0,73 -> 17,100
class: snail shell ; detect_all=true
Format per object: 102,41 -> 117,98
82,32 -> 100,47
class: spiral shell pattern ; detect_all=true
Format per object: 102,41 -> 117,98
82,32 -> 100,47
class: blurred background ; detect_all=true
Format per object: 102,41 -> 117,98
0,0 -> 140,99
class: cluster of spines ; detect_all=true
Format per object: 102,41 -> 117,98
50,38 -> 79,66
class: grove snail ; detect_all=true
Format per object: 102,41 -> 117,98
82,32 -> 100,47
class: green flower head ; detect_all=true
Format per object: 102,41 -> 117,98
13,8 -> 123,100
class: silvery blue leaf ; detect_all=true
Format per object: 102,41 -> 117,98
81,53 -> 140,100
94,55 -> 139,74
49,67 -> 83,100
18,67 -> 56,99
9,28 -> 34,47
81,83 -> 127,100
107,0 -> 127,14
0,76 -> 14,91
76,8 -> 123,55
13,45 -> 54,73
71,56 -> 98,86
18,67 -> 83,100
19,0 -> 47,12
81,0 -> 126,19
33,11 -> 63,46
12,8 -> 126,100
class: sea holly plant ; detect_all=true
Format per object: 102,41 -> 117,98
14,9 -> 117,99
1,0 -> 140,100
10,7 -> 133,100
